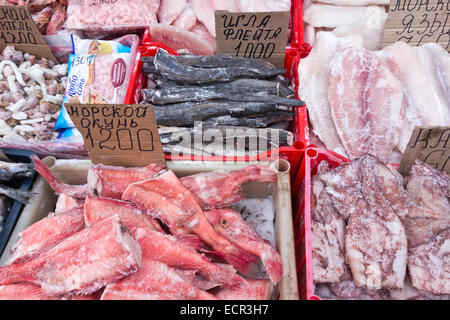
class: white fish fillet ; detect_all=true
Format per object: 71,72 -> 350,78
298,32 -> 363,156
192,0 -> 238,37
172,3 -> 198,30
237,0 -> 291,12
376,42 -> 449,152
158,0 -> 187,25
304,4 -> 385,28
328,47 -> 404,162
333,10 -> 387,50
315,0 -> 390,5
150,23 -> 215,55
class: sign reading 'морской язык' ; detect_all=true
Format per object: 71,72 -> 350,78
382,0 -> 450,51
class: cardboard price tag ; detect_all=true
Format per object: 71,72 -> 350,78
0,5 -> 57,62
67,104 -> 166,167
382,0 -> 450,51
215,10 -> 290,68
399,126 -> 450,176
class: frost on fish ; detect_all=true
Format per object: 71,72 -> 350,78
215,279 -> 274,300
8,208 -> 85,265
101,258 -> 217,300
0,216 -> 142,295
54,194 -> 84,214
328,47 -> 404,162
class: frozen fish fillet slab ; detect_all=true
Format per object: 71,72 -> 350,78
315,0 -> 389,5
328,47 -> 404,162
298,32 -> 363,156
0,216 -> 142,295
158,0 -> 187,25
304,4 -> 386,28
192,0 -> 238,37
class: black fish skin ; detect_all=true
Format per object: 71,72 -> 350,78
153,101 -> 284,127
146,53 -> 280,71
201,113 -> 294,128
154,49 -> 285,84
142,85 -> 303,106
0,184 -> 35,204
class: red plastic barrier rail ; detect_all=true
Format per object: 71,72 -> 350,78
292,147 -> 349,300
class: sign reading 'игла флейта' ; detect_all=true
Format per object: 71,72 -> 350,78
399,126 -> 450,176
382,0 -> 450,51
215,10 -> 290,68
66,104 -> 166,167
0,5 -> 57,62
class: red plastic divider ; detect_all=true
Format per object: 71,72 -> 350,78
292,147 -> 349,300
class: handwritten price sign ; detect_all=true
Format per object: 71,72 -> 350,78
382,0 -> 450,51
215,10 -> 290,68
67,104 -> 166,167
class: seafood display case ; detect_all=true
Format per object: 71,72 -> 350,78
0,158 -> 299,300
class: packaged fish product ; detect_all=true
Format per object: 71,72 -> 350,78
66,0 -> 159,32
55,34 -> 139,130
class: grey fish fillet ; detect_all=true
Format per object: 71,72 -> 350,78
0,185 -> 35,204
142,86 -> 304,106
0,161 -> 33,182
153,101 -> 284,127
144,54 -> 281,72
227,79 -> 295,97
154,49 -> 285,84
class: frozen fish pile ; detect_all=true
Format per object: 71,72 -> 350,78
0,0 -> 67,35
303,0 -> 388,50
311,153 -> 450,300
299,32 -> 450,163
141,49 -> 303,156
150,0 -> 292,55
0,46 -> 68,143
0,156 -> 283,300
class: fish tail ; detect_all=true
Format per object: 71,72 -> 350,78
31,155 -> 64,193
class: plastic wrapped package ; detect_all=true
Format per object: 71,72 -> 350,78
44,33 -> 74,64
55,34 -> 140,130
66,0 -> 159,32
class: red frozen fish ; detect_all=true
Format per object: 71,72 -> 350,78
122,170 -> 257,274
133,227 -> 245,288
0,216 -> 142,295
215,279 -> 274,300
8,208 -> 85,265
101,258 -> 217,300
83,196 -> 162,232
204,208 -> 283,284
0,283 -> 59,300
54,193 -> 84,214
180,165 -> 277,209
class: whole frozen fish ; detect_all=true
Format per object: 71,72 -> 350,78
0,184 -> 35,204
0,160 -> 33,182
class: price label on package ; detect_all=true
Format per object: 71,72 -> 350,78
399,126 -> 450,176
215,10 -> 290,68
0,5 -> 57,62
67,104 -> 166,167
